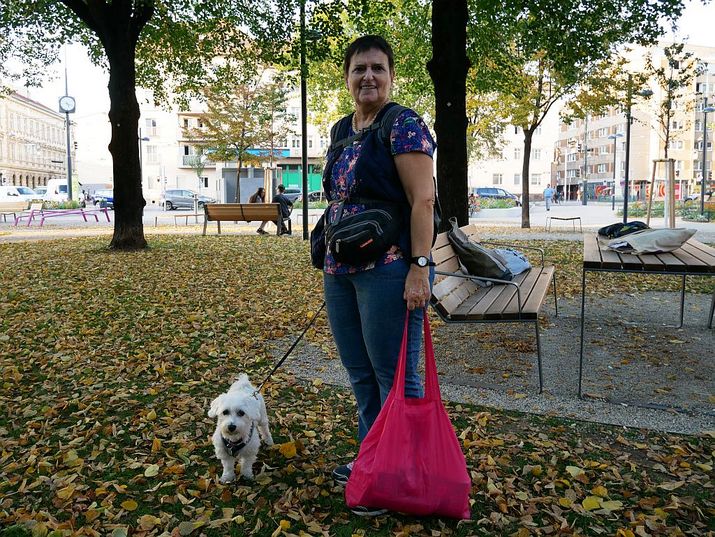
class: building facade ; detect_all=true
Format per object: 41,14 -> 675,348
0,91 -> 76,192
468,105 -> 562,201
552,42 -> 715,202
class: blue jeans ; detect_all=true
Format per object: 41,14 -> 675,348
324,259 -> 434,441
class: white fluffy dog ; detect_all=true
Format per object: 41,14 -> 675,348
208,374 -> 273,482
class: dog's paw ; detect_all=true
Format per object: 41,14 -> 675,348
219,473 -> 236,484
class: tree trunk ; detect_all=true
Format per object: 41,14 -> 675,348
235,157 -> 243,202
521,129 -> 534,228
427,0 -> 470,230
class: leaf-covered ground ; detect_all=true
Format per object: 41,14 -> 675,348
0,235 -> 713,537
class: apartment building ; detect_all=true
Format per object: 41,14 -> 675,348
0,91 -> 76,192
552,42 -> 715,202
156,90 -> 326,205
468,105 -> 561,201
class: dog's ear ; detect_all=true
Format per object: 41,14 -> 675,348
242,398 -> 261,421
208,394 -> 224,418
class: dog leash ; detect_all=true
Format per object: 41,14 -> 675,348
255,301 -> 326,394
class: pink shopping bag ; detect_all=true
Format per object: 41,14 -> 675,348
345,312 -> 471,519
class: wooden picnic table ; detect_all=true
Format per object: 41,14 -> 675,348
578,234 -> 715,397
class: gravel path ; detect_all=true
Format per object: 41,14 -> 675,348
274,292 -> 714,435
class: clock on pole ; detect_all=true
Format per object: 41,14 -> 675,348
59,95 -> 76,113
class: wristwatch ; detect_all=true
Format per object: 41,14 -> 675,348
410,256 -> 435,267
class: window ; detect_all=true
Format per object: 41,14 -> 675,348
597,163 -> 607,173
567,153 -> 577,162
146,145 -> 159,165
514,147 -> 521,160
183,118 -> 189,128
308,137 -> 313,149
532,149 -> 541,160
671,120 -> 683,130
292,137 -> 301,148
535,126 -> 542,136
197,118 -> 204,128
531,173 -> 541,185
201,177 -> 209,188
144,118 -> 157,136
514,173 -> 521,185
492,173 -> 503,185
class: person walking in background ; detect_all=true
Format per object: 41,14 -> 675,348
273,184 -> 293,235
249,187 -> 269,235
319,35 -> 436,516
543,184 -> 555,211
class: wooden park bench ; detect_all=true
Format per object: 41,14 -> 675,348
202,203 -> 291,236
0,201 -> 29,223
430,224 -> 558,393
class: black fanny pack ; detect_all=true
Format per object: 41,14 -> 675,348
311,198 -> 402,268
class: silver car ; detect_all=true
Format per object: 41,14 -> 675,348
162,189 -> 216,210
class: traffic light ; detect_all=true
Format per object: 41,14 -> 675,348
577,143 -> 582,152
73,141 -> 78,150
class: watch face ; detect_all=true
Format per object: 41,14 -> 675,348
415,256 -> 428,267
59,96 -> 75,112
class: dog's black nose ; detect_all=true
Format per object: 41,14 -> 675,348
227,424 -> 236,432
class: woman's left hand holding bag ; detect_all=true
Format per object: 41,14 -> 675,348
404,267 -> 431,310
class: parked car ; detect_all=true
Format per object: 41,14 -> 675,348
475,187 -> 522,206
34,186 -> 48,197
306,190 -> 327,202
685,191 -> 712,201
161,189 -> 216,210
93,189 -> 114,209
14,186 -> 41,202
281,187 -> 303,203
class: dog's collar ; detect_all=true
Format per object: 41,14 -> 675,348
222,422 -> 254,457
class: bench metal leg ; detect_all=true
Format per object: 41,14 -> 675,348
551,273 -> 558,317
709,291 -> 714,329
534,320 -> 543,394
578,268 -> 587,398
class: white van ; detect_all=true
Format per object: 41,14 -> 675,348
44,179 -> 69,202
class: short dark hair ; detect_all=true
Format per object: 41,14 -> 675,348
277,184 -> 285,192
343,35 -> 394,78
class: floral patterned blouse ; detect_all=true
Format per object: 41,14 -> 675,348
324,108 -> 435,275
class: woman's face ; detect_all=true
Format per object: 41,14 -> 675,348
345,48 -> 394,110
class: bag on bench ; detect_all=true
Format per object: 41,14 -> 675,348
447,217 -> 513,281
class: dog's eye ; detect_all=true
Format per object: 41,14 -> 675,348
237,410 -> 245,417
222,410 -> 229,415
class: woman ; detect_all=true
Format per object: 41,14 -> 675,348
249,187 -> 268,234
321,35 -> 436,503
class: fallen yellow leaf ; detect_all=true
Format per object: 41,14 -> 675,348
146,409 -> 157,421
121,499 -> 138,511
279,441 -> 297,458
582,495 -> 602,511
559,497 -> 573,508
566,466 -> 584,477
591,485 -> 608,497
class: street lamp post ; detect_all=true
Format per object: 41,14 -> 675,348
138,128 -> 150,193
701,97 -> 715,215
608,133 -> 624,211
623,74 -> 653,223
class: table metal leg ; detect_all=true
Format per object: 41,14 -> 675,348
578,268 -> 587,398
678,274 -> 686,328
534,320 -> 543,394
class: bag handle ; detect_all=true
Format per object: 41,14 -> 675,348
393,310 -> 441,402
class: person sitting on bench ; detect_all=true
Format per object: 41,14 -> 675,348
273,184 -> 293,235
249,187 -> 269,235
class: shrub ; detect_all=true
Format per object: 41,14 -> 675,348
478,198 -> 518,209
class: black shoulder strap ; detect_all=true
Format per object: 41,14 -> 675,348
328,103 -> 409,153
